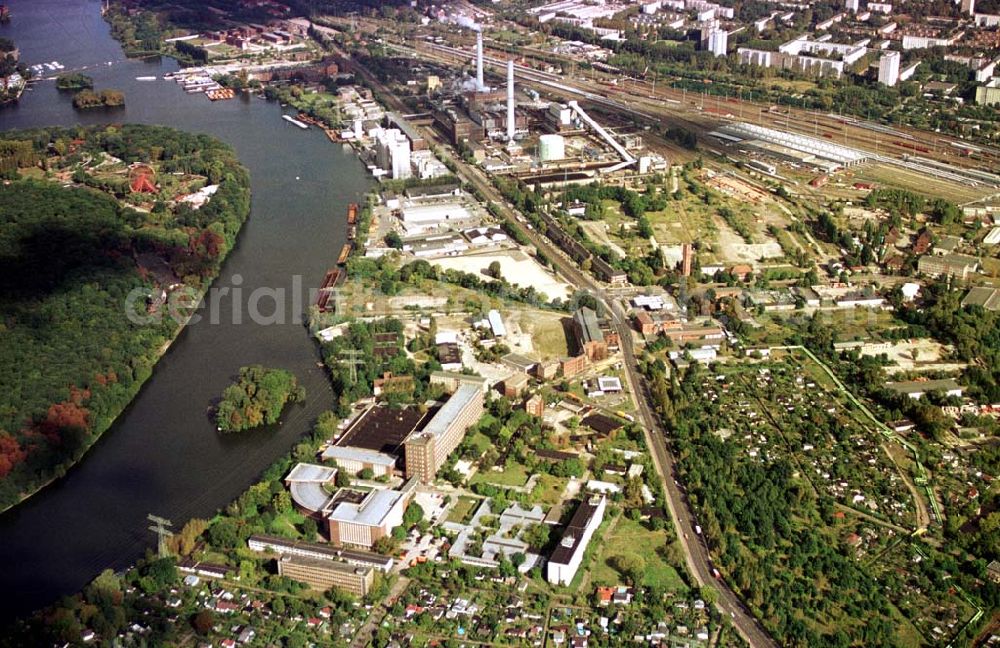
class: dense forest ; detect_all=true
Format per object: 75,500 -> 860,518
216,366 -> 306,432
0,124 -> 250,511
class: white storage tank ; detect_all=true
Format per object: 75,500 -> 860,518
538,134 -> 566,162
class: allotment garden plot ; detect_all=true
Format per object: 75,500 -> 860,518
706,358 -> 917,529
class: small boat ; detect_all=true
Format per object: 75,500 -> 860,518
135,76 -> 157,81
281,114 -> 309,129
337,244 -> 352,265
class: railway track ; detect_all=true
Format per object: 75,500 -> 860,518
404,34 -> 999,174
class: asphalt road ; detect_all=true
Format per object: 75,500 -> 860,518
344,52 -> 778,648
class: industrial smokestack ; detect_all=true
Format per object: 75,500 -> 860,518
507,59 -> 515,142
476,31 -> 484,92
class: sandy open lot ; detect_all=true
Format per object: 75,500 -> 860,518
859,339 -> 967,374
431,249 -> 573,302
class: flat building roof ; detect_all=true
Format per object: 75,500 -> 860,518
415,384 -> 481,442
338,406 -> 427,457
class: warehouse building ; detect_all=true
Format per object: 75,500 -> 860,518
886,378 -> 964,400
962,286 -> 1000,311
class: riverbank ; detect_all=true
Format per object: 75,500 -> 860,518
0,125 -> 251,514
0,0 -> 370,619
0,291 -> 203,516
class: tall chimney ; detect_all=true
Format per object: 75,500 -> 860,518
507,59 -> 515,142
476,31 -> 484,91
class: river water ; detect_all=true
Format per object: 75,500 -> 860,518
0,0 -> 370,618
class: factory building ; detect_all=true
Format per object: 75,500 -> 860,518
404,384 -> 484,482
387,112 -> 428,151
375,128 -> 411,180
538,134 -> 566,161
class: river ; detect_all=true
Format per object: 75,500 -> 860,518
0,0 -> 371,619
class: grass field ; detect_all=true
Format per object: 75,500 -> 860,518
516,311 -> 569,359
646,199 -> 717,246
270,509 -> 306,536
471,462 -> 530,488
466,431 -> 492,458
590,516 -> 687,592
447,495 -> 480,524
530,473 -> 569,507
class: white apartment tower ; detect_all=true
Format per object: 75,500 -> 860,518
708,28 -> 728,57
845,0 -> 860,12
878,51 -> 901,86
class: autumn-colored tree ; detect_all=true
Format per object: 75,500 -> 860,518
167,518 -> 210,556
191,609 -> 215,635
0,431 -> 26,478
41,400 -> 91,439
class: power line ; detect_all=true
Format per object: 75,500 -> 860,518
147,514 -> 173,558
338,349 -> 365,385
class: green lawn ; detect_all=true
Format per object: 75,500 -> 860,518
471,462 -> 529,488
447,495 -> 480,524
270,509 -> 306,537
530,473 -> 569,506
590,517 -> 687,592
466,431 -> 492,458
